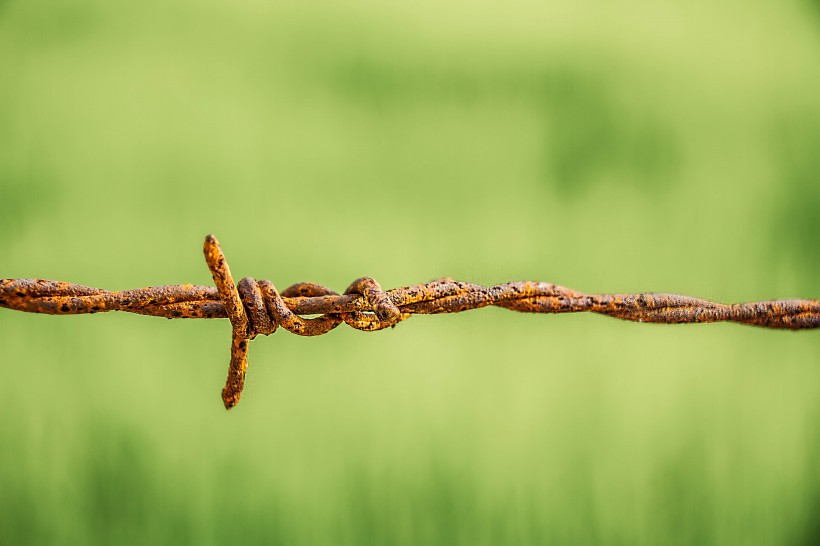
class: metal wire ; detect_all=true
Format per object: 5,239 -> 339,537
2,235 -> 818,409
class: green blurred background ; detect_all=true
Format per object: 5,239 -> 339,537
1,0 -> 819,544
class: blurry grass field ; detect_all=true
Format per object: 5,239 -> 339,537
1,0 -> 820,544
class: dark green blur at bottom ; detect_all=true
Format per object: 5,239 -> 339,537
1,0 -> 820,544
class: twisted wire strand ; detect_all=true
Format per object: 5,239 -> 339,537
1,235 -> 818,409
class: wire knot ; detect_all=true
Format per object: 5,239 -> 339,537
204,235 -> 401,409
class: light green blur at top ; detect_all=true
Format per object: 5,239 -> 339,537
1,0 -> 819,544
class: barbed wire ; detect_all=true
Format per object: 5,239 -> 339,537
2,235 -> 818,409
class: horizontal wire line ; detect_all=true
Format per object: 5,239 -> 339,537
1,235 -> 818,409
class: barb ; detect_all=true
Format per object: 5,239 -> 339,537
1,235 -> 818,409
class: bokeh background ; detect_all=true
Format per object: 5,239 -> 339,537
1,0 -> 819,544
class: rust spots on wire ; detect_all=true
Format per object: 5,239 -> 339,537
1,235 -> 819,409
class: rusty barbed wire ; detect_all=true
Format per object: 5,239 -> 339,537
1,234 -> 819,409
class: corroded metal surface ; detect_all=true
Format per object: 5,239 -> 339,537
1,235 -> 819,409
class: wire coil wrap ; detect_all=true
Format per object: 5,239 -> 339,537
1,234 -> 819,409
203,235 -> 403,407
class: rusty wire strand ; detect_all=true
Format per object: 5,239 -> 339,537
1,235 -> 818,409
